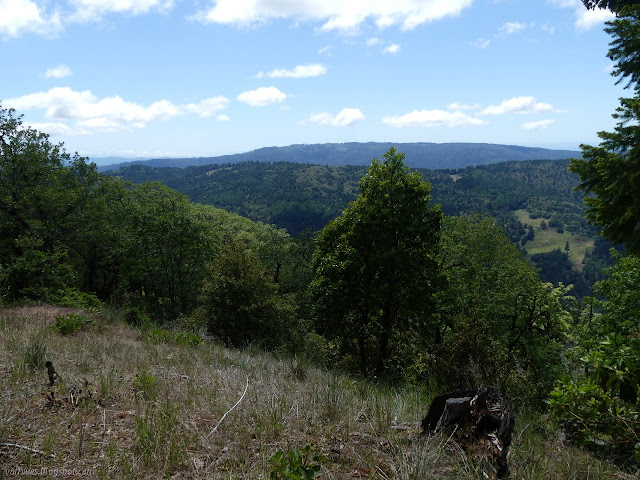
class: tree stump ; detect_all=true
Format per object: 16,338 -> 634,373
422,387 -> 516,479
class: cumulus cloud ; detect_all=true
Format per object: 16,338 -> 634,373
0,0 -> 62,37
547,0 -> 614,30
25,121 -> 85,135
216,113 -> 230,121
44,65 -> 72,79
382,43 -> 400,54
302,108 -> 365,126
500,21 -> 526,34
382,109 -> 485,128
447,101 -> 481,111
522,119 -> 555,130
258,63 -> 327,79
4,87 -> 229,134
193,0 -> 473,31
0,0 -> 174,37
480,96 -> 560,115
575,7 -> 614,30
366,37 -> 381,46
68,0 -> 174,22
237,86 -> 287,107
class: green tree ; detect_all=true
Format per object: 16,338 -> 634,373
311,148 -> 442,377
196,234 -> 294,348
582,0 -> 635,12
569,6 -> 640,254
436,215 -> 572,402
550,252 -> 640,460
123,182 -> 215,321
0,105 -> 106,303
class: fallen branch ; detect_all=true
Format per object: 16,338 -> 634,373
207,376 -> 249,438
0,443 -> 56,458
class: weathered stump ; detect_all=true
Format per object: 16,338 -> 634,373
422,387 -> 516,479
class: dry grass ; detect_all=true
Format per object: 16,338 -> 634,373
0,305 -> 636,479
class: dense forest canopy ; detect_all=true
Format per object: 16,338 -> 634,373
108,157 -> 614,298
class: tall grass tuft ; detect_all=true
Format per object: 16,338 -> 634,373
135,400 -> 189,472
21,334 -> 47,372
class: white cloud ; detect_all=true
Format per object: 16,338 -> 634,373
193,0 -> 474,31
318,44 -> 333,55
237,86 -> 287,107
548,0 -> 614,30
500,21 -> 525,34
333,108 -> 365,126
0,0 -> 62,37
382,43 -> 400,54
575,7 -> 614,31
366,37 -> 381,46
302,108 -> 365,126
5,87 -> 229,133
261,63 -> 327,79
216,114 -> 230,121
382,109 -> 485,127
522,119 -> 555,130
480,96 -> 559,115
183,97 -> 230,117
0,0 -> 174,37
25,121 -> 86,135
44,65 -> 72,79
472,38 -> 491,49
448,102 -> 481,111
69,0 -> 174,22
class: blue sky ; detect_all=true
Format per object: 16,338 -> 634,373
0,0 -> 624,160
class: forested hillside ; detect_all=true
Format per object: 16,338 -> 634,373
109,158 -> 613,297
98,141 -> 580,172
2,102 -> 640,476
108,159 -> 585,234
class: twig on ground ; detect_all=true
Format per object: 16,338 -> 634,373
1,442 -> 57,458
206,376 -> 249,438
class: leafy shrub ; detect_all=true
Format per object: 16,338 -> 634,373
49,288 -> 103,309
146,327 -> 203,347
124,307 -> 150,327
134,370 -> 157,402
196,237 -> 295,349
550,253 -> 640,462
174,331 -> 203,346
54,313 -> 92,335
269,443 -> 324,480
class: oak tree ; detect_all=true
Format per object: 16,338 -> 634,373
311,148 -> 442,376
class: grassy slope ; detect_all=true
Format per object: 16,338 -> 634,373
515,209 -> 594,270
1,306 -> 634,479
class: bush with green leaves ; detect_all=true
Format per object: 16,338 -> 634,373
434,215 -> 572,405
146,327 -> 203,346
269,443 -> 324,480
54,313 -> 92,335
134,370 -> 158,402
124,307 -> 151,327
196,235 -> 295,349
550,252 -> 640,461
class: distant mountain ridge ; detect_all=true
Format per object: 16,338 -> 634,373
97,142 -> 580,172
